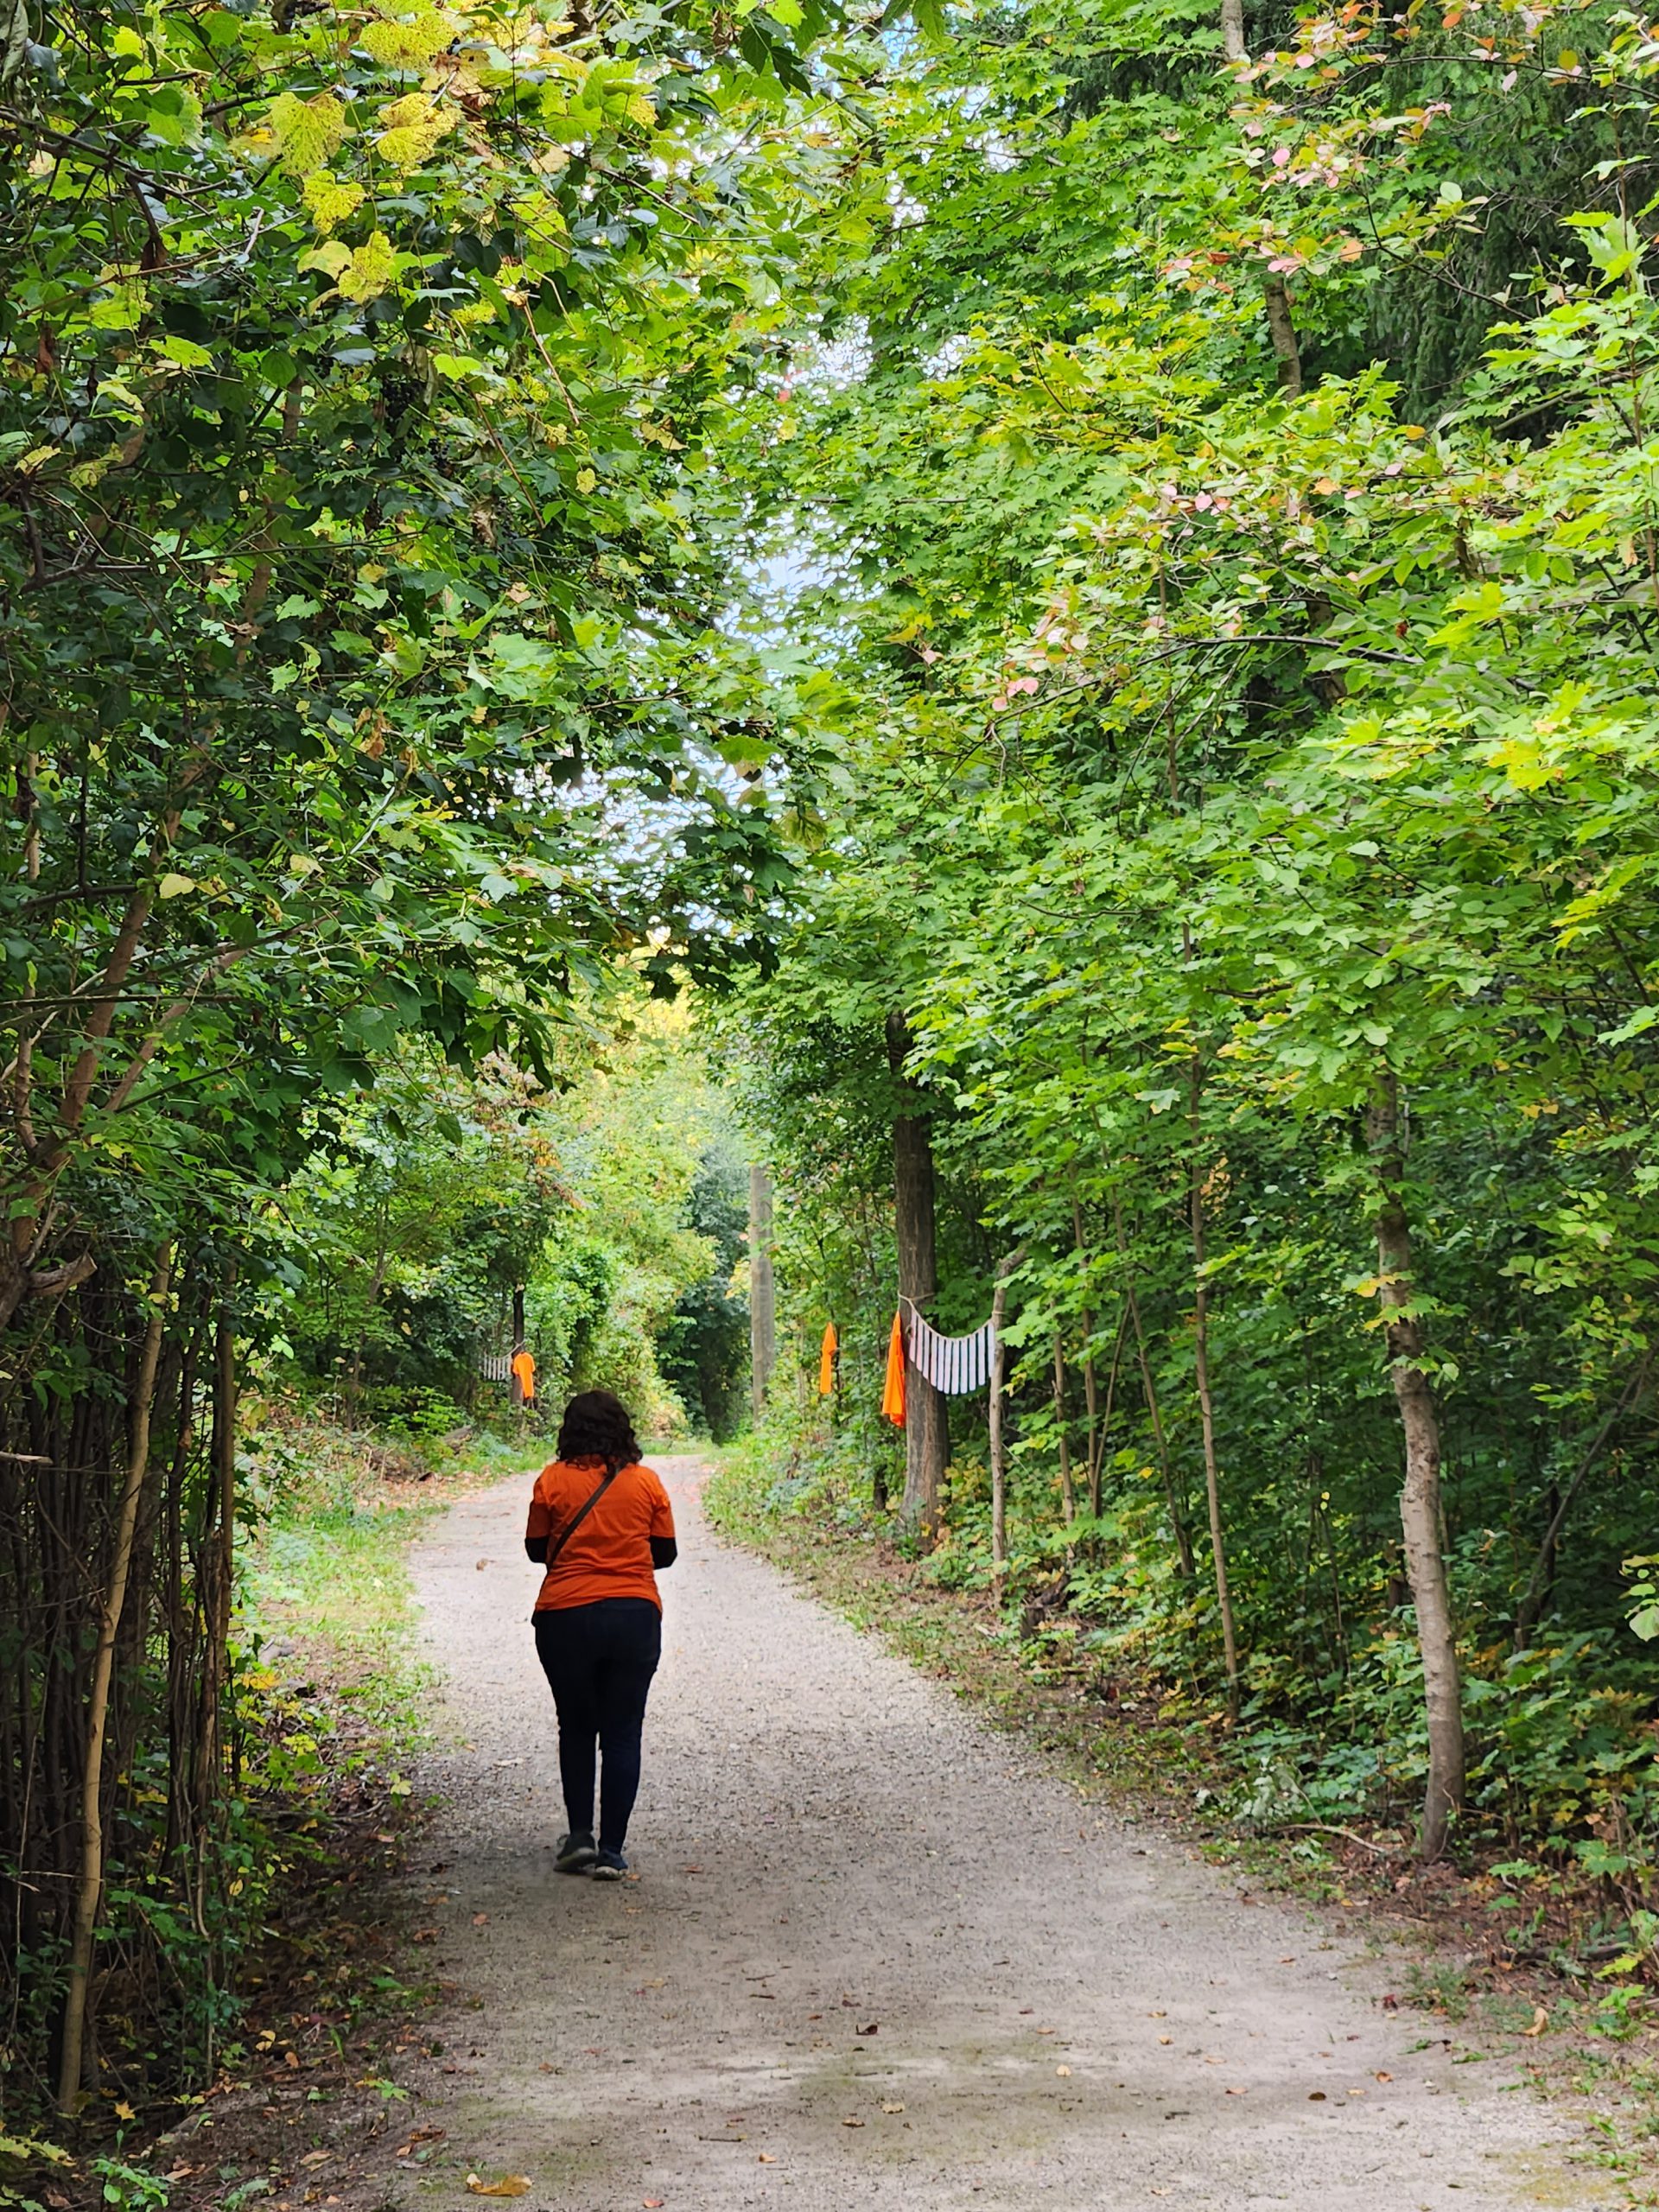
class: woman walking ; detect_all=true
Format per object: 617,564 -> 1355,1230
525,1390 -> 677,1879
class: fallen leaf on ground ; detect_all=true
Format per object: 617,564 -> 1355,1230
1225,2088 -> 1246,2096
842,2117 -> 864,2128
757,2154 -> 776,2164
1308,2091 -> 1326,2101
1158,2035 -> 1173,2045
880,2102 -> 905,2114
473,1912 -> 489,1927
1056,2065 -> 1071,2077
1375,2071 -> 1392,2083
1522,2006 -> 1548,2037
475,1560 -> 489,1571
466,2177 -> 531,2197
858,2022 -> 878,2035
644,2199 -> 664,2207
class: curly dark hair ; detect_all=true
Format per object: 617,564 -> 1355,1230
556,1389 -> 641,1473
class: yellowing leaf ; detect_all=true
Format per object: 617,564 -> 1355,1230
302,171 -> 366,235
1491,737 -> 1561,791
363,3 -> 456,68
299,239 -> 354,281
266,91 -> 349,178
575,467 -> 597,493
338,232 -> 399,303
90,281 -> 149,332
157,874 -> 195,899
465,2177 -> 531,2198
377,92 -> 456,170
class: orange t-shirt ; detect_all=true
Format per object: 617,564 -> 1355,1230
526,1458 -> 676,1613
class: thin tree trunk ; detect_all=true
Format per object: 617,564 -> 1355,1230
1264,278 -> 1303,396
1368,1070 -> 1464,1861
1051,1338 -> 1077,1524
887,1014 -> 948,1546
988,1255 -> 1020,1600
1091,1304 -> 1129,1518
1189,1059 -> 1240,1719
1217,0 -> 1304,396
1513,1351 -> 1652,1650
1067,1188 -> 1103,1508
198,1277 -> 237,1816
1110,1192 -> 1196,1578
748,1164 -> 775,1421
57,1246 -> 172,2113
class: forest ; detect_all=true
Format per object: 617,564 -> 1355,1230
7,0 -> 1659,2153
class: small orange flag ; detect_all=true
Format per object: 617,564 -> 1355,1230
818,1321 -> 838,1397
880,1311 -> 906,1427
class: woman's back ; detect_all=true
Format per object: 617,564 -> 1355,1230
527,1456 -> 673,1612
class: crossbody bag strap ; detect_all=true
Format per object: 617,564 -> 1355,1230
543,1464 -> 623,1573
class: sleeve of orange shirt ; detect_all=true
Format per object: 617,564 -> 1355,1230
524,1465 -> 553,1549
646,1466 -> 676,1545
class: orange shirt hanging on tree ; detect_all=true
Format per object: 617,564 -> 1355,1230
880,1311 -> 906,1427
511,1348 -> 536,1403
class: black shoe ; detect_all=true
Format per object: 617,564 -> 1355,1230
591,1847 -> 628,1882
556,1828 -> 597,1873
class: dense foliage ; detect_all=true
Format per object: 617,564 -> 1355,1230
0,0 -> 807,2122
719,0 -> 1659,1889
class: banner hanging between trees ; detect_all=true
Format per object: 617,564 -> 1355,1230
881,1301 -> 1001,1425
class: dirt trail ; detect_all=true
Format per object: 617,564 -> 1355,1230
398,1457 -> 1602,2211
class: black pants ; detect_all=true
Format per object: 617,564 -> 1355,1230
533,1599 -> 661,1852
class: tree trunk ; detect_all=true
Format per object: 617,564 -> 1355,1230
1264,276 -> 1304,397
1111,1193 -> 1195,1578
1066,1189 -> 1104,1510
988,1255 -> 1019,1599
748,1163 -> 775,1421
1513,1350 -> 1651,1651
57,1247 -> 171,2112
1217,0 -> 1304,397
509,1283 -> 527,1408
1092,1305 -> 1128,1519
1188,1062 -> 1240,1718
1051,1338 -> 1077,1524
887,1013 -> 948,1545
1368,1070 -> 1465,1860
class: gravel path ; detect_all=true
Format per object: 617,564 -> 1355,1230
398,1456 -> 1602,2212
